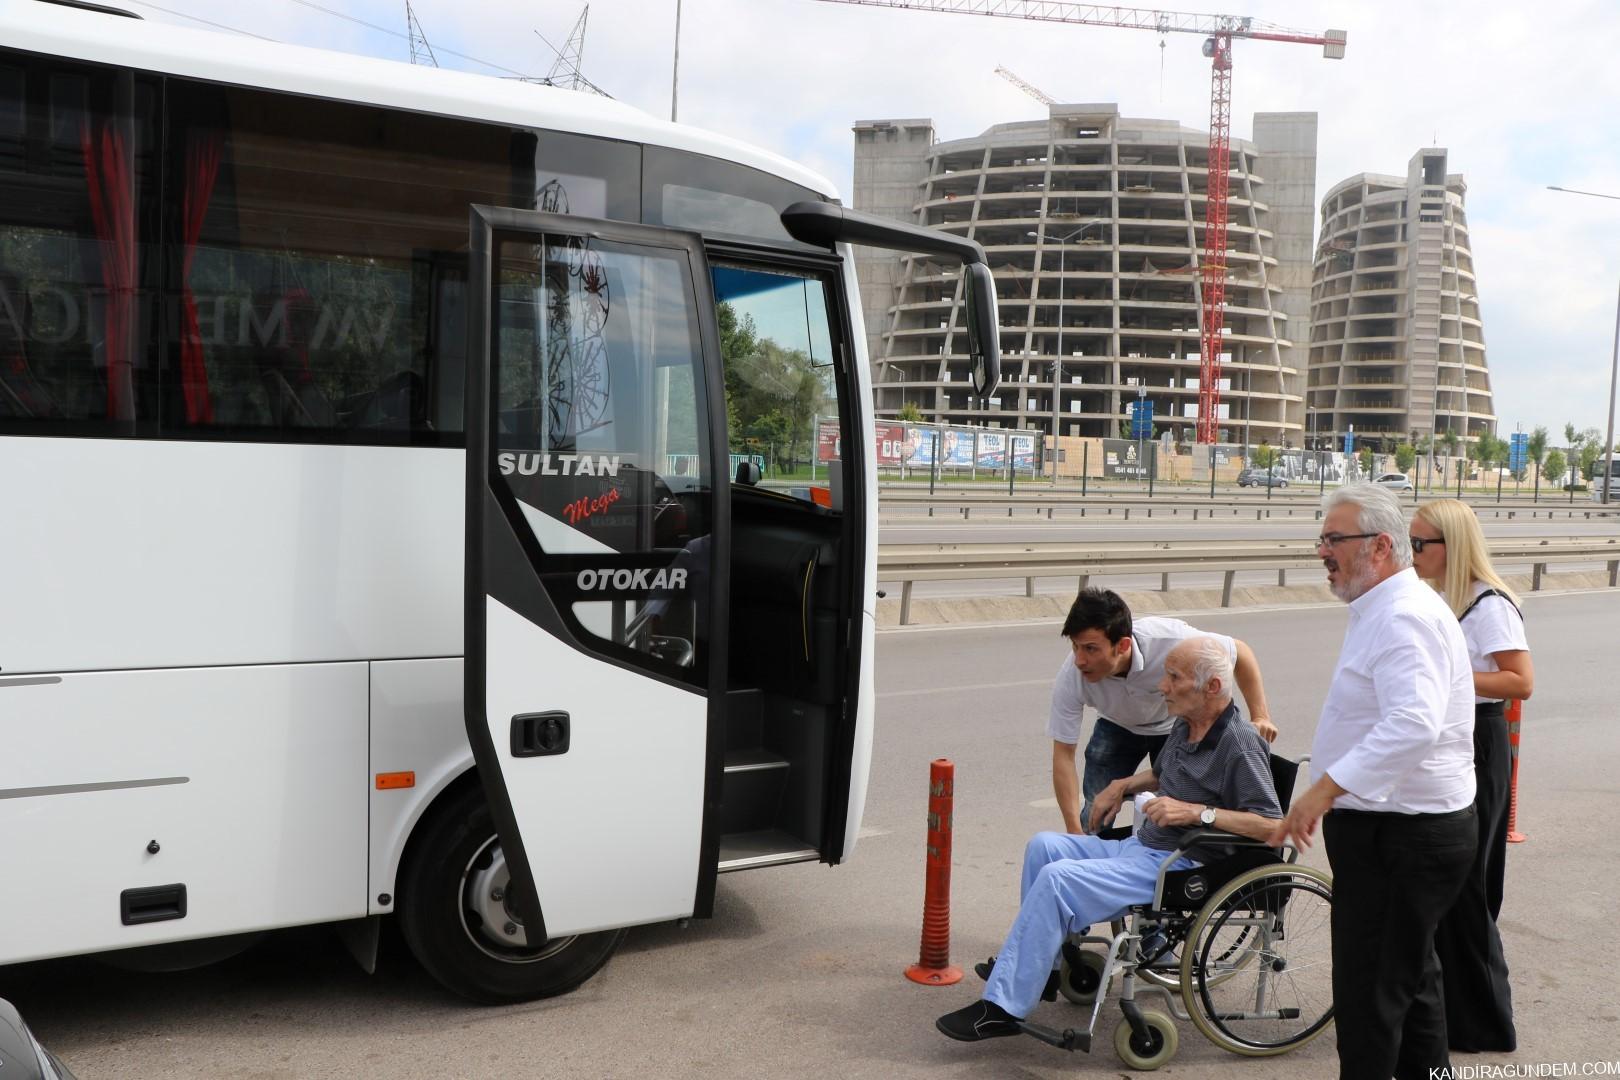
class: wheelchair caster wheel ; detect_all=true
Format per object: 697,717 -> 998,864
1059,948 -> 1105,1005
1113,1011 -> 1178,1070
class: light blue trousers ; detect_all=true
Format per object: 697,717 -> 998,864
983,831 -> 1194,1018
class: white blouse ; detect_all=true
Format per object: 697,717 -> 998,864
1459,581 -> 1529,705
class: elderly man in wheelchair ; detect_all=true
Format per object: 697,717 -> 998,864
936,636 -> 1333,1069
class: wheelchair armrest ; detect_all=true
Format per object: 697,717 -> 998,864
1149,828 -> 1288,909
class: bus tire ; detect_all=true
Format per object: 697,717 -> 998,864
397,782 -> 625,1004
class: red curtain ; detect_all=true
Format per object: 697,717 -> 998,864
80,121 -> 136,423
179,134 -> 221,424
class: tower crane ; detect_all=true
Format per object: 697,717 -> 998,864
815,0 -> 1346,443
994,64 -> 1056,105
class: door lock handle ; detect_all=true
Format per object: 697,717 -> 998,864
511,711 -> 570,757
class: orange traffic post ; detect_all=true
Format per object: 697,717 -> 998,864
905,758 -> 963,986
1505,698 -> 1527,843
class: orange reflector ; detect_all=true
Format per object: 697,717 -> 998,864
375,771 -> 415,790
809,485 -> 832,508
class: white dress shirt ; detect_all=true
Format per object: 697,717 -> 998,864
1314,567 -> 1476,814
1047,616 -> 1237,741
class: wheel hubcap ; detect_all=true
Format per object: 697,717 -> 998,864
460,836 -> 575,963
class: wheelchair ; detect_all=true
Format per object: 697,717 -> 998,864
1017,754 -> 1334,1070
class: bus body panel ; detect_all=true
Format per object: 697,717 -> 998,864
366,658 -> 474,917
0,439 -> 462,675
483,600 -> 706,936
0,663 -> 368,964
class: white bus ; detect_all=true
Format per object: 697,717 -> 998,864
0,0 -> 999,1003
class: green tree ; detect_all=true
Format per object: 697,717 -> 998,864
896,401 -> 923,423
1358,445 -> 1375,476
1544,448 -> 1567,488
1251,442 -> 1279,469
1395,443 -> 1417,473
717,302 -> 759,451
1528,426 -> 1548,469
1579,426 -> 1604,479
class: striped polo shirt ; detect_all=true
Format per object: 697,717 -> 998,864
1137,701 -> 1281,857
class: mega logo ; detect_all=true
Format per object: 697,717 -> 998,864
576,567 -> 688,592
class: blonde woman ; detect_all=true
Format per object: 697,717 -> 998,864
1410,498 -> 1531,1054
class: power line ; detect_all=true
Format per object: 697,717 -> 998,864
129,0 -> 542,80
279,0 -> 538,78
122,0 -> 280,41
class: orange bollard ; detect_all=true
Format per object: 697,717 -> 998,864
1505,699 -> 1527,844
905,758 -> 963,986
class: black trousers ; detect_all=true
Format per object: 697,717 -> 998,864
1433,701 -> 1516,1051
1324,805 -> 1476,1080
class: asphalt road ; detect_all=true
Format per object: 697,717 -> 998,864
8,592 -> 1618,1078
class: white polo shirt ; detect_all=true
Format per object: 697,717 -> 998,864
1314,568 -> 1476,814
1047,616 -> 1238,742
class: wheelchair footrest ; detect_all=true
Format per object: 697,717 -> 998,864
1212,1008 -> 1301,1021
1017,1020 -> 1092,1054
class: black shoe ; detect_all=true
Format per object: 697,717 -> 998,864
935,1000 -> 1024,1042
973,956 -> 1058,1001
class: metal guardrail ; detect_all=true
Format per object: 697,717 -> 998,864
877,537 -> 1620,624
880,490 -> 1620,523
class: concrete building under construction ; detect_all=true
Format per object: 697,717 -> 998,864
852,105 -> 1318,447
1307,149 -> 1495,452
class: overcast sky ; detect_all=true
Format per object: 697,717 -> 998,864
126,0 -> 1620,444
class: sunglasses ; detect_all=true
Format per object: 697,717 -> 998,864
1409,536 -> 1446,553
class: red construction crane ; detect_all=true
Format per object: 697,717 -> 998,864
815,1 -> 1346,443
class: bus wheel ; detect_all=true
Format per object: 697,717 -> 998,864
397,782 -> 624,1004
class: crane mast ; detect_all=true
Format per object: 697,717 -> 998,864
815,0 -> 1345,443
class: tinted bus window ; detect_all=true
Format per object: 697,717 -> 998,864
159,81 -> 521,442
0,57 -> 160,435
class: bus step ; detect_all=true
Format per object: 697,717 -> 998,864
719,748 -> 788,834
717,829 -> 818,872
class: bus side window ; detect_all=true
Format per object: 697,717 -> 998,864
0,58 -> 160,434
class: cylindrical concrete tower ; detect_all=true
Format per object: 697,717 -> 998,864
852,104 -> 1317,447
1308,149 -> 1495,453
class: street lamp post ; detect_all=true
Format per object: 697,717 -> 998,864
1546,185 -> 1619,504
1030,220 -> 1104,486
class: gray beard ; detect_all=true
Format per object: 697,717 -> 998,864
1331,559 -> 1380,603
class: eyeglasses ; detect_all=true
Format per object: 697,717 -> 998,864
1314,532 -> 1378,549
1409,536 -> 1445,553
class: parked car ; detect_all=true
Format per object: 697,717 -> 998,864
1236,466 -> 1288,488
0,997 -> 75,1079
1374,472 -> 1414,491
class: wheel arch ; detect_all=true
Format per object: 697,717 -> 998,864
373,760 -> 480,916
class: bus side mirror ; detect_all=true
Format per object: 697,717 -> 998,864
962,262 -> 1001,399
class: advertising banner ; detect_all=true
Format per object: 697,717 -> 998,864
1011,433 -> 1037,471
817,421 -> 907,466
975,432 -> 1006,469
1102,438 -> 1151,478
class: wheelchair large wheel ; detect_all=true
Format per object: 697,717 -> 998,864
1180,864 -> 1334,1056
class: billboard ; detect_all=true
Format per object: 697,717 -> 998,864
1102,438 -> 1151,478
892,426 -> 1038,471
818,421 -> 907,466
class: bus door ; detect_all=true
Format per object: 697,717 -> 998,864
465,207 -> 729,941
